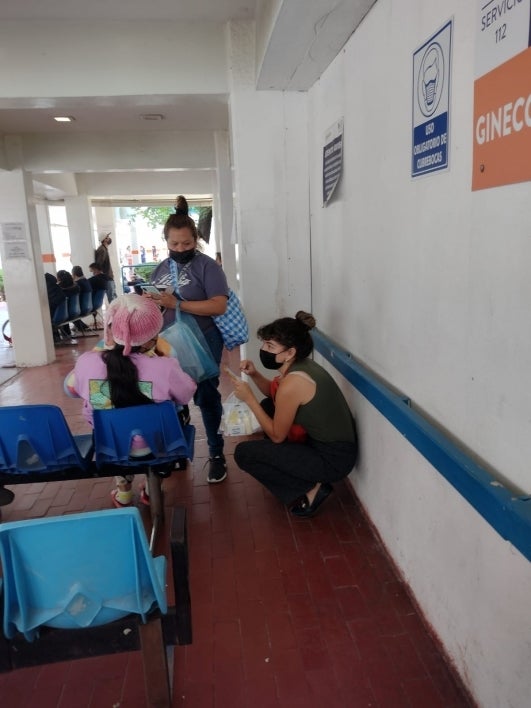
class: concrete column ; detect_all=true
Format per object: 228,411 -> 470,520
226,20 -> 311,363
36,204 -> 56,276
65,195 -> 96,276
130,220 -> 140,266
0,166 -> 55,365
213,130 -> 236,288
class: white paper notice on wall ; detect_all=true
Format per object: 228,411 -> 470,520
1,222 -> 29,260
322,118 -> 344,206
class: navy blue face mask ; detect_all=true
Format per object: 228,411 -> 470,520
169,248 -> 195,264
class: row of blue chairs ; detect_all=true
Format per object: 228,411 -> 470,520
0,401 -> 195,706
0,401 -> 195,544
52,288 -> 106,336
0,401 -> 194,478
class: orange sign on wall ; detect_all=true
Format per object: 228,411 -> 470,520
472,48 -> 531,190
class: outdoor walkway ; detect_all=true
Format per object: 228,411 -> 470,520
0,335 -> 474,707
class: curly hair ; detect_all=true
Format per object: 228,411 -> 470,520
257,311 -> 316,361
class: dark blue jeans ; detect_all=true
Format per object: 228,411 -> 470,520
194,326 -> 224,457
106,279 -> 117,303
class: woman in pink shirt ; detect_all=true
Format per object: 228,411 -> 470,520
66,294 -> 196,506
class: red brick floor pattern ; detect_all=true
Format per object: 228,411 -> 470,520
0,339 -> 475,707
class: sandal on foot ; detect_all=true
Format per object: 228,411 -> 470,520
111,489 -> 133,508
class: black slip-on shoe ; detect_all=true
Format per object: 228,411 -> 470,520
290,482 -> 333,518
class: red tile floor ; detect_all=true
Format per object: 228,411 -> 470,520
0,335 -> 475,707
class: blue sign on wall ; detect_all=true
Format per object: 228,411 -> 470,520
412,20 -> 452,177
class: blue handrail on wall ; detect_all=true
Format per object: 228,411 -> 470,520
312,328 -> 531,563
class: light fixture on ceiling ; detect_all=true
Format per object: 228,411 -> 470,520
53,116 -> 75,122
140,114 -> 165,121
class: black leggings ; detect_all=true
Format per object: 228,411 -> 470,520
234,400 -> 357,505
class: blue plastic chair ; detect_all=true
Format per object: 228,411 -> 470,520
0,506 -> 191,706
0,404 -> 93,480
90,288 -> 106,329
79,289 -> 93,318
0,507 -> 167,641
92,401 -> 194,468
51,299 -> 68,327
92,401 -> 194,548
66,292 -> 81,321
70,291 -> 99,338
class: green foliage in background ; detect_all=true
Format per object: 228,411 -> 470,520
130,206 -> 173,231
129,205 -> 211,236
133,264 -> 158,281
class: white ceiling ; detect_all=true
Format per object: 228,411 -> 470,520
0,95 -> 230,135
0,0 -> 375,200
0,0 -> 257,23
0,0 -> 376,136
0,1 -> 256,137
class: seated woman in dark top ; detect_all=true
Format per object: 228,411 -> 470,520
56,270 -> 80,337
45,272 -> 65,318
57,269 -> 80,296
71,265 -> 91,331
44,272 -> 67,343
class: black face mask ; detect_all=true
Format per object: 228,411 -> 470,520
260,349 -> 286,370
169,248 -> 196,264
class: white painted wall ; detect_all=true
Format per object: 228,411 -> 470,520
75,171 -> 215,199
307,1 -> 531,706
14,131 -> 219,173
227,20 -> 311,365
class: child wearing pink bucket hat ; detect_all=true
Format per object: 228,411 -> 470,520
65,294 -> 196,506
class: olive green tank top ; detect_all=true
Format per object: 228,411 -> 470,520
288,359 -> 356,443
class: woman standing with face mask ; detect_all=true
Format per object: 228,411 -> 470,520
149,195 -> 230,483
232,311 -> 358,517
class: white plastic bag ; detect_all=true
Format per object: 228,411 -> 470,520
222,393 -> 261,436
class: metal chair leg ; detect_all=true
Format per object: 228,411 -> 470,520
147,469 -> 163,551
